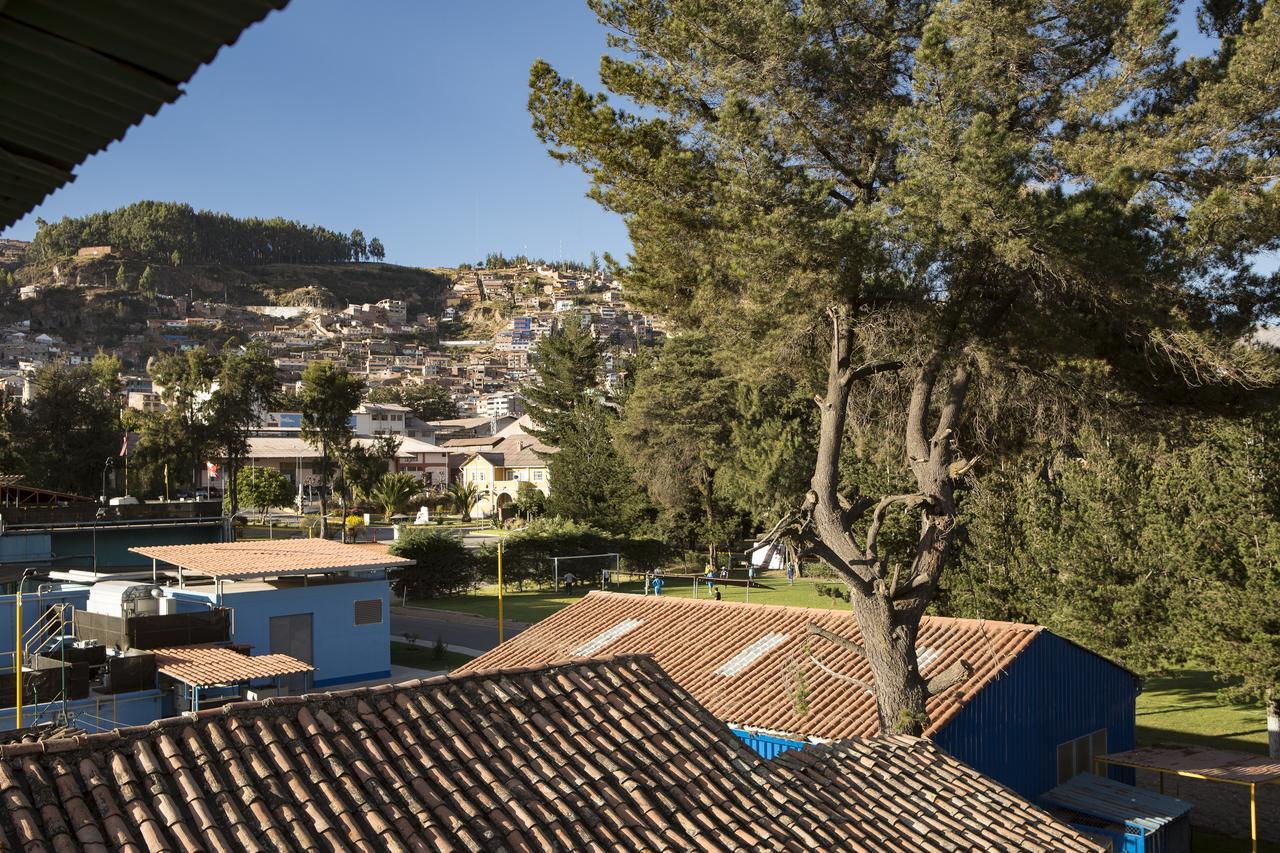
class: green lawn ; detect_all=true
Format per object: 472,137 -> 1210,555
1192,830 -> 1280,853
1136,669 -> 1270,755
390,642 -> 475,672
409,575 -> 849,624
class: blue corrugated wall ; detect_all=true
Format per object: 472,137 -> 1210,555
932,632 -> 1138,800
731,727 -> 806,759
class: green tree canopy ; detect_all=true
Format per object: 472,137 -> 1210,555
236,466 -> 293,524
1,358 -> 121,496
522,320 -> 600,445
206,342 -> 278,517
299,361 -> 365,537
389,529 -> 478,598
530,0 -> 1280,734
29,201 -> 368,266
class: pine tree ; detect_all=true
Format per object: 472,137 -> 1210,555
522,320 -> 600,445
529,0 -> 1280,734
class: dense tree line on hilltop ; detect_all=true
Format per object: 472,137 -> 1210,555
28,201 -> 386,266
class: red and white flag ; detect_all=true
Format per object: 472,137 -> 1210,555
119,433 -> 129,456
205,461 -> 219,480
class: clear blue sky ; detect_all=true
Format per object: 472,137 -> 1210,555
4,2 -> 1267,273
1,1 -> 630,268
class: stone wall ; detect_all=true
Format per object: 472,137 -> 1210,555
1136,768 -> 1280,844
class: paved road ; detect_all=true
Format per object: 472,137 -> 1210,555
390,605 -> 524,656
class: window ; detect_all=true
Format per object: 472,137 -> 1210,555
1056,729 -> 1107,783
533,470 -> 543,481
353,599 -> 383,625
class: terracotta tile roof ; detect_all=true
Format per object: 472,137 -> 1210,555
1101,744 -> 1280,784
0,655 -> 1099,851
464,591 -> 1044,740
774,736 -> 1101,851
153,646 -> 313,688
130,538 -> 413,578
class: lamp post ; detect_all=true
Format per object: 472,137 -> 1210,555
100,457 -> 115,503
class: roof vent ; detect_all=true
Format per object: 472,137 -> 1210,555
917,647 -> 940,671
714,633 -> 789,677
571,618 -> 643,656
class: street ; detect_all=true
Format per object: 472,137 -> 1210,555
389,605 -> 524,656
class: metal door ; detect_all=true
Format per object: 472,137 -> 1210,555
269,612 -> 313,694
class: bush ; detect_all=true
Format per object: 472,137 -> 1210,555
389,528 -> 478,598
478,516 -> 668,589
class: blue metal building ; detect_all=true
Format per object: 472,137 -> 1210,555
734,630 -> 1138,800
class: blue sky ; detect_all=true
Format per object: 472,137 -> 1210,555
2,1 -> 629,267
2,2 -> 1261,271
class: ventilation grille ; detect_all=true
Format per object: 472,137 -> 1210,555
354,599 -> 383,625
571,618 -> 643,656
714,633 -> 789,677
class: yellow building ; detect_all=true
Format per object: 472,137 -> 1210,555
459,433 -> 553,516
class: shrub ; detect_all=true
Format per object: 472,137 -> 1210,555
389,528 -> 478,598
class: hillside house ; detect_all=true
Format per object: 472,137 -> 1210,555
459,432 -> 554,515
467,591 -> 1141,800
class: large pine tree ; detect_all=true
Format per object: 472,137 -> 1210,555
530,0 -> 1280,733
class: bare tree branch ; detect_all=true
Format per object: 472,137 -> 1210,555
806,652 -> 875,694
924,659 -> 974,697
807,622 -> 867,659
865,492 -> 929,562
905,352 -> 941,465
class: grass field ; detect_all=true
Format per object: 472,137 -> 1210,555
410,574 -> 848,624
1136,668 -> 1271,755
389,642 -> 475,672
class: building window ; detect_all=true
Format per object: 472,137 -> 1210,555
1056,729 -> 1107,784
533,470 -> 543,481
353,599 -> 383,626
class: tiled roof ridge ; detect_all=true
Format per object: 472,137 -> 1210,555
0,653 -> 665,759
581,589 -> 1045,633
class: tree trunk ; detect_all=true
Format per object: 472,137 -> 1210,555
852,594 -> 928,734
1268,687 -> 1279,759
776,305 -> 972,736
318,440 -> 330,539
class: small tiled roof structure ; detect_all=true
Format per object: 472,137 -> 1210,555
152,646 -> 313,688
464,591 -> 1047,740
1100,744 -> 1280,785
0,0 -> 289,229
0,656 -> 1100,851
462,432 -> 555,469
130,538 -> 412,579
774,736 -> 1099,850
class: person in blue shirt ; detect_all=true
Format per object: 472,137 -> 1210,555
651,576 -> 664,596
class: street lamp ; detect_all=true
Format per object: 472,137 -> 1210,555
100,457 -> 115,503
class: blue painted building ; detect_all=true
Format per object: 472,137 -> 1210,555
169,576 -> 391,687
0,540 -> 408,733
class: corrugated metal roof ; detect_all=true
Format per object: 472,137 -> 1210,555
1041,773 -> 1191,835
0,0 -> 290,229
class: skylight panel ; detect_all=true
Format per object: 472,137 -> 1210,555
571,618 -> 643,656
714,633 -> 789,677
917,647 -> 940,672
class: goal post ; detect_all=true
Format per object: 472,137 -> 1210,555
551,552 -> 621,592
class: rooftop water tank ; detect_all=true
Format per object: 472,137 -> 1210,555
86,581 -> 164,619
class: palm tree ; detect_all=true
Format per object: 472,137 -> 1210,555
447,481 -> 483,521
369,472 -> 422,522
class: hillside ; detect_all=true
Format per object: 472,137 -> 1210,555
1,255 -> 454,347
